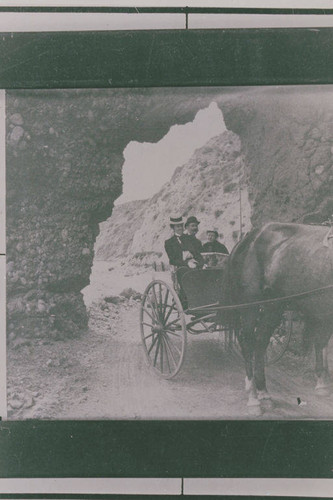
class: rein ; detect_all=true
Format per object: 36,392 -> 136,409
188,283 -> 333,313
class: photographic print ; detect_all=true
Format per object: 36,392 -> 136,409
6,85 -> 333,421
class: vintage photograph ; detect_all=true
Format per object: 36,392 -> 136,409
6,85 -> 333,420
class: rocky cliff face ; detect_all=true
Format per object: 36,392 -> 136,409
7,86 -> 333,339
220,87 -> 333,225
95,130 -> 252,262
6,88 -> 222,339
96,199 -> 148,261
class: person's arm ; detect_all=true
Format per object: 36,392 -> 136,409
165,240 -> 186,267
185,237 -> 204,268
195,251 -> 204,268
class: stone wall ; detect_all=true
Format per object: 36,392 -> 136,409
220,87 -> 333,226
6,88 -> 218,339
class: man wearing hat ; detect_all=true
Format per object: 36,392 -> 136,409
184,216 -> 204,257
165,216 -> 202,308
202,230 -> 229,254
164,216 -> 202,269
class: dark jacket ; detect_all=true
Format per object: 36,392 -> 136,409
183,234 -> 203,255
165,234 -> 203,268
202,240 -> 229,254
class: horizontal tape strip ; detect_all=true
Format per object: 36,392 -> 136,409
184,478 -> 333,497
0,478 -> 181,495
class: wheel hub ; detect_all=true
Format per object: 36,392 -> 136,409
152,324 -> 164,334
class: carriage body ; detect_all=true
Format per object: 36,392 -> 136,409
140,252 -> 292,379
180,252 -> 228,310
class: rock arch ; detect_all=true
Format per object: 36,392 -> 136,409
6,86 -> 333,338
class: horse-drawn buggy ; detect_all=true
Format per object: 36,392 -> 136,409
140,222 -> 333,414
140,251 -> 292,379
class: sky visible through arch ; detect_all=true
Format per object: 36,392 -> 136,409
115,102 -> 226,205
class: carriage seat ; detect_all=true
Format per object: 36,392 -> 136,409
178,266 -> 227,311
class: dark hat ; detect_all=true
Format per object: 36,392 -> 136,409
207,229 -> 219,237
170,216 -> 184,226
185,216 -> 200,226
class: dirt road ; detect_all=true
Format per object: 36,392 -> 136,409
7,296 -> 333,420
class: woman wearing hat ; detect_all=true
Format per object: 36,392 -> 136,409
202,230 -> 229,254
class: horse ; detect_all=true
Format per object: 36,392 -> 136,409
227,222 -> 333,415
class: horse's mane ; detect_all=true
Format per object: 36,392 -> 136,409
225,228 -> 261,306
228,228 -> 260,266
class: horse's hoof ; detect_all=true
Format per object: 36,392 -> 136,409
247,403 -> 263,416
257,390 -> 274,410
315,386 -> 331,397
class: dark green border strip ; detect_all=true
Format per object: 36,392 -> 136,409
1,28 -> 333,89
0,421 -> 332,478
0,7 -> 333,14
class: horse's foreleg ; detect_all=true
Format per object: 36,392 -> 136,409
315,339 -> 331,397
244,376 -> 262,415
237,311 -> 262,415
254,307 -> 283,410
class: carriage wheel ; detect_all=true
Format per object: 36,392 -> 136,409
140,280 -> 187,379
265,310 -> 293,365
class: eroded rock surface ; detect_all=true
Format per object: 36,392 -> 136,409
220,87 -> 333,225
6,89 -> 219,339
7,87 -> 333,339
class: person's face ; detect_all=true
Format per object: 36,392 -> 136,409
173,224 -> 184,236
187,222 -> 198,235
207,232 -> 217,242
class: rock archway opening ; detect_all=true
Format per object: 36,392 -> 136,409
83,101 -> 228,307
7,86 -> 333,341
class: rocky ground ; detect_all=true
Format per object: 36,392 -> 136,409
7,261 -> 333,420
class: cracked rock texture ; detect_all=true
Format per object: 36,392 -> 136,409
220,87 -> 333,225
6,88 -> 220,339
7,87 -> 333,339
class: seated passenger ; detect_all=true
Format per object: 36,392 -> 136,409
164,216 -> 203,309
202,230 -> 229,254
164,216 -> 202,270
184,216 -> 203,266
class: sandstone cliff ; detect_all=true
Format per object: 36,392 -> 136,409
96,199 -> 148,260
95,130 -> 252,262
220,87 -> 333,225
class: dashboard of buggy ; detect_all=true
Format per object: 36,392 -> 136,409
201,252 -> 229,269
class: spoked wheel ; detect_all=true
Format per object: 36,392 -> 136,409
265,310 -> 293,365
140,280 -> 187,379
